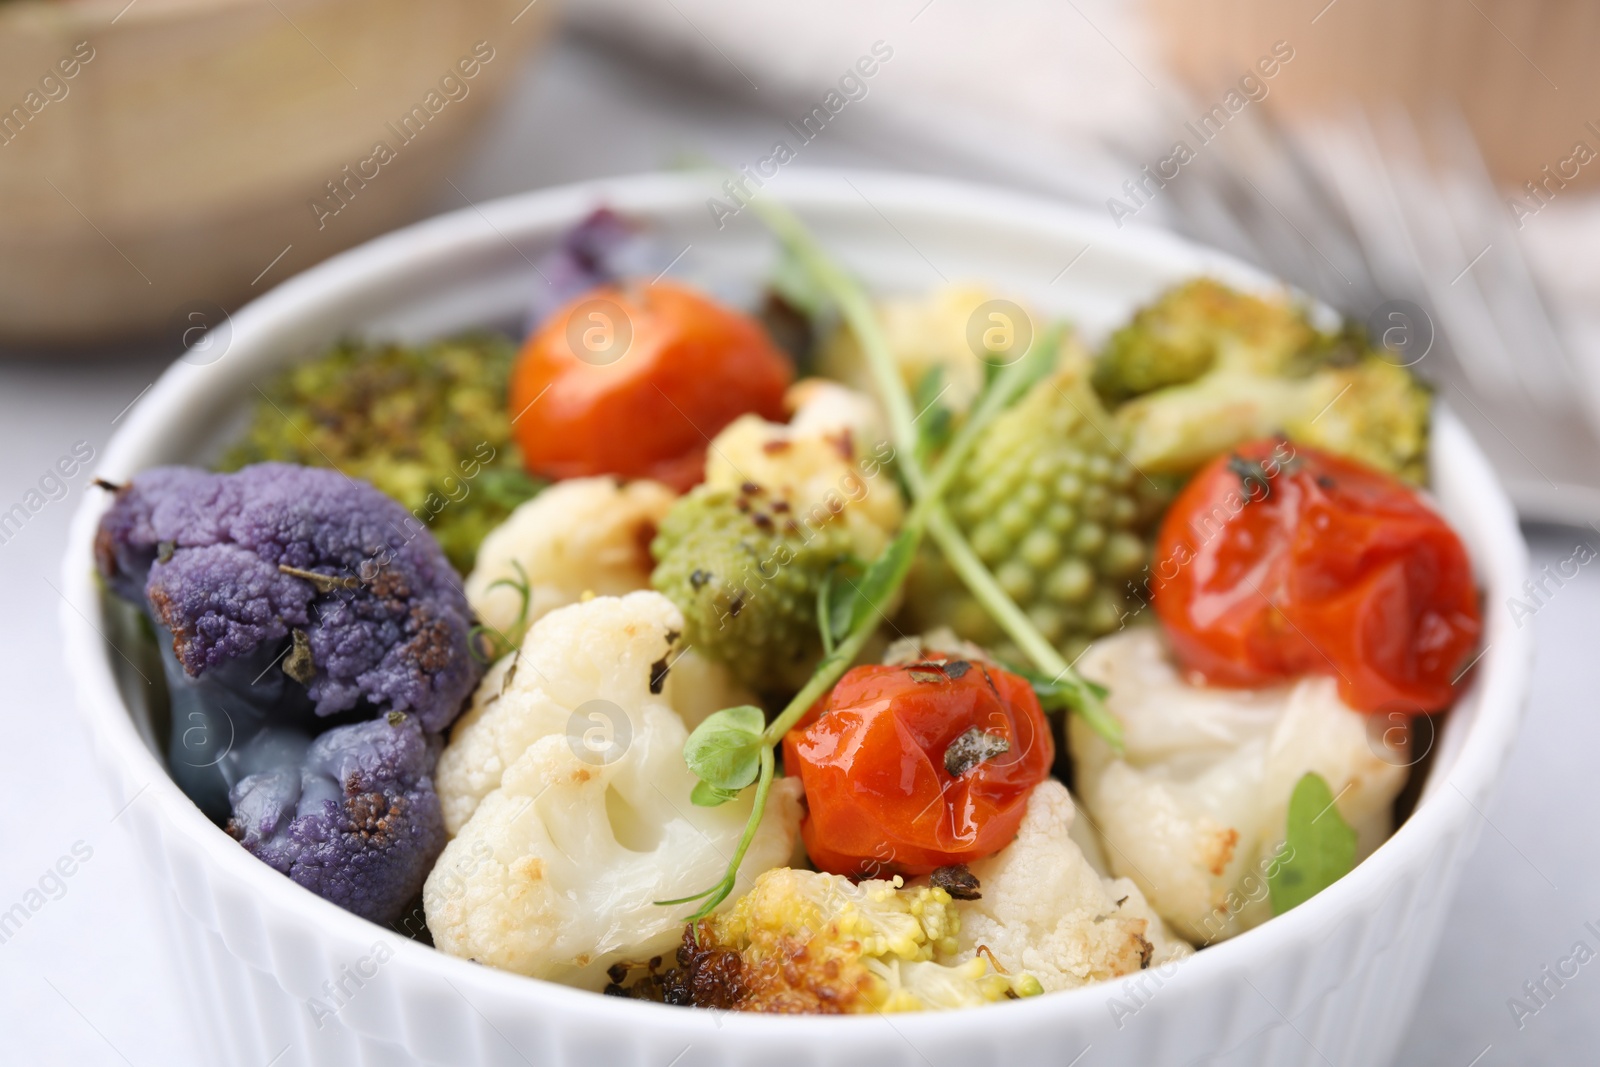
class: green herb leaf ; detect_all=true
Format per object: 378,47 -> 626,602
815,557 -> 864,656
1010,663 -> 1122,750
690,780 -> 744,807
1268,772 -> 1358,915
829,527 -> 919,641
682,705 -> 766,793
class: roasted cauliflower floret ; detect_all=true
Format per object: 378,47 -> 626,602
817,285 -> 1011,414
1068,628 -> 1408,944
651,380 -> 904,692
465,476 -> 677,640
424,592 -> 802,987
704,378 -> 903,559
950,780 -> 1191,992
613,867 -> 1037,1012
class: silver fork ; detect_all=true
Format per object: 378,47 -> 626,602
1152,105 -> 1600,526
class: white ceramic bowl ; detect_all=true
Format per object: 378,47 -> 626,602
60,171 -> 1532,1067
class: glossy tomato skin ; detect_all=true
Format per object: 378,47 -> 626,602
1151,438 -> 1481,714
510,280 -> 792,491
783,660 -> 1054,878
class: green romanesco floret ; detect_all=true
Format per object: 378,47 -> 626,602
1097,280 -> 1432,482
220,334 -> 542,572
651,483 -> 855,695
905,360 -> 1171,663
611,867 -> 1038,1012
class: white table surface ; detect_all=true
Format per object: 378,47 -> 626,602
1,31 -> 1595,1067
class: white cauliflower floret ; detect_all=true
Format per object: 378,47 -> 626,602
425,592 -> 802,987
818,285 -> 1014,413
1068,627 -> 1408,944
465,476 -> 676,637
950,780 -> 1191,992
705,378 -> 903,560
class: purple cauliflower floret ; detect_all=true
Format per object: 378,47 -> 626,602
96,463 -> 481,732
227,715 -> 445,924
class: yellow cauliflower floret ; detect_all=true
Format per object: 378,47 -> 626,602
818,284 -> 1012,413
696,867 -> 1036,1013
424,592 -> 802,989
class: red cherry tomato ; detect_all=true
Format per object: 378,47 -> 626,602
510,280 -> 792,491
783,659 -> 1054,877
1151,438 -> 1482,714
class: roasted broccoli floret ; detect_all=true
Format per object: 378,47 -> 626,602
95,464 -> 481,918
1280,356 -> 1432,482
220,334 -> 541,572
610,867 -> 1038,1012
1096,280 -> 1432,481
905,363 -> 1170,663
651,484 -> 855,694
1092,278 -> 1315,402
228,715 -> 445,924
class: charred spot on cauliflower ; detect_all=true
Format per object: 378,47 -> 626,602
611,867 -> 1037,1013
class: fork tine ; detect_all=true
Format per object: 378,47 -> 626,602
1432,108 -> 1583,411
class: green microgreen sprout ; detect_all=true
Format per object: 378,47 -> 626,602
468,559 -> 533,665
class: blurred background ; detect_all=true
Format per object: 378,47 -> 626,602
2,0 -> 1597,1061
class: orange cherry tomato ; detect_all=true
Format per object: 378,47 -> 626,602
783,659 -> 1054,878
1151,438 -> 1482,714
510,280 -> 792,491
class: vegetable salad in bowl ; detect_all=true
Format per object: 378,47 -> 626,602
89,194 -> 1483,1020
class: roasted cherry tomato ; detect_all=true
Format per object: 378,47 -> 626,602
783,658 -> 1054,877
1151,438 -> 1481,714
510,280 -> 792,491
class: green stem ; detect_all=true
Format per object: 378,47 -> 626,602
762,610 -> 887,745
758,197 -> 1119,747
926,510 -> 1122,745
753,201 -> 925,494
669,195 -> 1124,920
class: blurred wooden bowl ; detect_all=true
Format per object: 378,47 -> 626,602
1144,0 -> 1600,194
0,0 -> 557,345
